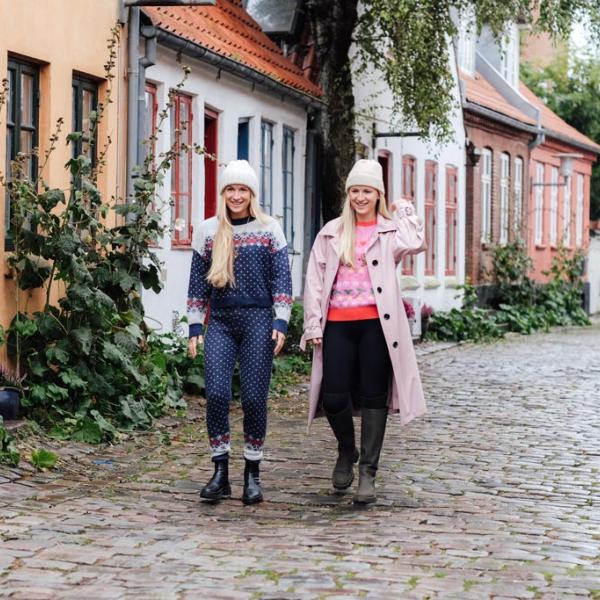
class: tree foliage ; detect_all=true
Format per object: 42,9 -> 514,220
521,50 -> 600,219
306,0 -> 600,220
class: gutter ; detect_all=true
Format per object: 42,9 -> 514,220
155,28 -> 324,111
463,100 -> 540,136
542,128 -> 600,157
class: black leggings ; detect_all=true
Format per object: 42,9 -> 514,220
322,318 -> 392,413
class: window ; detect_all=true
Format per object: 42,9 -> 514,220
513,157 -> 523,238
5,58 -> 39,250
237,118 -> 249,161
576,174 -> 584,246
445,166 -> 458,276
260,121 -> 274,213
401,155 -> 416,275
425,160 -> 437,276
480,148 -> 492,244
534,162 -> 544,246
562,175 -> 572,246
500,24 -> 519,88
143,82 -> 158,165
499,153 -> 510,245
72,76 -> 98,164
457,15 -> 476,74
549,167 -> 559,246
204,108 -> 218,219
170,92 -> 193,245
282,127 -> 295,245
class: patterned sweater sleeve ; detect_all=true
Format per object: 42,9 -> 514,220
187,226 -> 212,338
270,221 -> 293,334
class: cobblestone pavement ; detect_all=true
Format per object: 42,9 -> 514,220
1,327 -> 599,599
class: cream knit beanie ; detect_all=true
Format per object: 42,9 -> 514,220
345,159 -> 385,196
220,160 -> 259,197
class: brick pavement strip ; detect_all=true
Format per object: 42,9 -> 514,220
1,327 -> 600,599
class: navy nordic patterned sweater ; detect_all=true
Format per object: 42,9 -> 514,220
187,216 -> 293,338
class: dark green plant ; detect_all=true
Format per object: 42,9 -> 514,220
0,416 -> 20,466
31,448 -> 58,470
491,241 -> 536,306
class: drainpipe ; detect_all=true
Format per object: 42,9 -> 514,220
138,25 -> 157,165
127,6 -> 140,202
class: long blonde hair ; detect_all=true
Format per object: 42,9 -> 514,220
207,191 -> 270,288
338,192 -> 391,267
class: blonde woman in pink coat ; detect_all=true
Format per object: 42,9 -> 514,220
300,159 -> 427,504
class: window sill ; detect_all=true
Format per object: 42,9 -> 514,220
444,276 -> 459,287
399,275 -> 419,290
171,244 -> 193,251
535,244 -> 546,250
425,276 -> 441,289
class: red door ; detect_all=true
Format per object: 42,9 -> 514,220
204,109 -> 218,218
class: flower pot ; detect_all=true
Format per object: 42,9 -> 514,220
0,388 -> 20,420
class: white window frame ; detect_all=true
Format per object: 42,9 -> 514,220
549,167 -> 559,246
457,15 -> 476,74
563,175 -> 571,246
282,126 -> 295,247
535,162 -> 544,246
499,153 -> 510,245
576,173 -> 584,246
513,157 -> 523,238
500,24 -> 519,88
481,148 -> 492,244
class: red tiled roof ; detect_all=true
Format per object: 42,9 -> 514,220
460,69 -> 536,126
145,1 -> 322,99
519,82 -> 600,152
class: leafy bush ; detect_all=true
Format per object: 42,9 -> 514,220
0,416 -> 20,466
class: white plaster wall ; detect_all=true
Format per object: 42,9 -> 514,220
142,47 -> 309,333
588,235 -> 600,314
352,40 -> 467,326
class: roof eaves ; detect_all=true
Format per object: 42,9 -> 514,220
543,127 -> 600,156
156,27 -> 324,109
463,100 -> 540,135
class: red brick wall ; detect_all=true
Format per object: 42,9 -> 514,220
529,139 -> 595,282
464,113 -> 534,284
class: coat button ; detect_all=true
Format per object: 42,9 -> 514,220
384,313 -> 390,320
377,286 -> 382,293
393,341 -> 398,348
372,259 -> 378,266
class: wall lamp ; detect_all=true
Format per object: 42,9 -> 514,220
531,153 -> 583,186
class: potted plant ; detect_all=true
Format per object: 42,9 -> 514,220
420,304 -> 434,341
0,363 -> 26,421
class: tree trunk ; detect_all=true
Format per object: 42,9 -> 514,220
306,0 -> 358,223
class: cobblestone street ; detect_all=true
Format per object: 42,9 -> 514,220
1,326 -> 599,599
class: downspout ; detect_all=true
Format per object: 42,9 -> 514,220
127,7 -> 140,202
138,25 -> 157,164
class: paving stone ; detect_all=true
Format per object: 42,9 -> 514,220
1,327 -> 600,597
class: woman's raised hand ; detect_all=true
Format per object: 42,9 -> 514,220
188,335 -> 204,359
272,330 -> 286,355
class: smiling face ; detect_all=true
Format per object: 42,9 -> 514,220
223,184 -> 252,219
348,185 -> 379,222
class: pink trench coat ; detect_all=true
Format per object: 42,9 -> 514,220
300,200 -> 427,429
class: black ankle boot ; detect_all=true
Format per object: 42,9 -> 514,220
324,399 -> 358,490
200,458 -> 232,501
242,460 -> 263,505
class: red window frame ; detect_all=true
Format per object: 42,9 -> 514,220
445,166 -> 458,276
425,160 -> 437,276
204,108 -> 219,219
401,155 -> 416,275
171,92 -> 193,246
144,82 -> 158,164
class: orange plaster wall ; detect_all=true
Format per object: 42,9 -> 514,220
0,0 -> 127,349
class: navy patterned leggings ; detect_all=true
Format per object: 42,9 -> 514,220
204,307 -> 275,462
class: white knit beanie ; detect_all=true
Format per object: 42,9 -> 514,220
345,159 -> 385,196
220,160 -> 259,197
